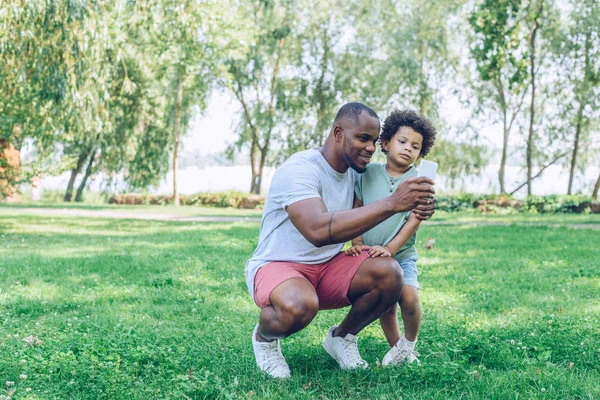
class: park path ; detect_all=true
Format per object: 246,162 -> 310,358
8,207 -> 600,230
10,207 -> 262,223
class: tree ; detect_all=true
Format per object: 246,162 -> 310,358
557,0 -> 600,194
225,0 -> 297,194
339,0 -> 487,179
264,0 -> 346,163
525,0 -> 544,195
0,1 -> 97,196
469,0 -> 530,193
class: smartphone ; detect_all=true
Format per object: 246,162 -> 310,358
417,160 -> 438,181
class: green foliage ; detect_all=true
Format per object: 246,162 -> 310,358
108,191 -> 265,209
469,0 -> 528,89
524,194 -> 594,214
1,0 -> 599,199
0,210 -> 599,398
436,193 -> 595,214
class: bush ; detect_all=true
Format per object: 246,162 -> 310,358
108,191 -> 265,209
107,192 -> 594,213
524,195 -> 592,214
436,193 -> 595,214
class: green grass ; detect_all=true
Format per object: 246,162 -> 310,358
0,201 -> 263,218
1,210 -> 599,399
432,210 -> 600,225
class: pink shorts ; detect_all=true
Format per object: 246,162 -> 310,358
253,250 -> 370,310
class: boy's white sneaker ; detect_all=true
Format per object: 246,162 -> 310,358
322,326 -> 369,370
382,338 -> 420,366
252,324 -> 291,379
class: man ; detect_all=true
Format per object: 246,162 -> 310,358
245,102 -> 436,378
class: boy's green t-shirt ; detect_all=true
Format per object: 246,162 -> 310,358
355,163 -> 418,260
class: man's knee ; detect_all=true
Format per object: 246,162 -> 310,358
278,296 -> 318,328
372,258 -> 404,290
271,286 -> 319,329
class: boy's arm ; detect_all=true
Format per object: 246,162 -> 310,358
384,213 -> 421,255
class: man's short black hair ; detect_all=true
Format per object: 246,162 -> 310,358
333,102 -> 379,125
380,109 -> 437,157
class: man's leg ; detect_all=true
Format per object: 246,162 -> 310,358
319,255 -> 403,369
256,277 -> 320,342
335,256 -> 403,337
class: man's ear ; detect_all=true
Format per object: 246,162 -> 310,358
333,125 -> 344,143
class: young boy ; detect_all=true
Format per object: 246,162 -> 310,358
345,109 -> 437,366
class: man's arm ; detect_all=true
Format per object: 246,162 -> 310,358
349,195 -> 366,246
286,176 -> 436,247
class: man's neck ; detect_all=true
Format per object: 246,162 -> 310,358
319,143 -> 349,174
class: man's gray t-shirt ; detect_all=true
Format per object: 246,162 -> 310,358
245,149 -> 357,299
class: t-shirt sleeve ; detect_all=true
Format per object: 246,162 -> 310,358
354,174 -> 363,202
269,160 -> 321,209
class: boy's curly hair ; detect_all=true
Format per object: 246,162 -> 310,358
379,109 -> 437,157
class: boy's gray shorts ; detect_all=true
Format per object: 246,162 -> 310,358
398,255 -> 419,289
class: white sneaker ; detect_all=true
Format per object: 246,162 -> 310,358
252,324 -> 291,379
382,338 -> 420,366
322,326 -> 368,370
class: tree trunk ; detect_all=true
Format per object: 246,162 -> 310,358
569,30 -> 591,195
316,35 -> 329,147
173,72 -> 184,206
499,112 -> 509,194
592,173 -> 600,200
526,10 -> 539,197
568,104 -> 583,195
64,151 -> 88,202
75,150 -> 97,202
249,137 -> 260,194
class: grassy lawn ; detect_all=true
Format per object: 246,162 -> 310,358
0,202 -> 263,218
1,211 -> 599,399
432,210 -> 600,226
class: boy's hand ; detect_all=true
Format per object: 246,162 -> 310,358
345,244 -> 367,257
407,212 -> 421,223
368,245 -> 392,258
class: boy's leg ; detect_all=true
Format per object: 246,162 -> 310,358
399,286 -> 421,342
379,304 -> 401,347
381,286 -> 422,366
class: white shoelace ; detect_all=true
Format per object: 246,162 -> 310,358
392,344 -> 419,363
341,337 -> 365,365
263,341 -> 288,371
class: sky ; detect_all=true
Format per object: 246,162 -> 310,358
182,90 -> 241,155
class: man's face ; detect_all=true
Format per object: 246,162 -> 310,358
339,112 -> 380,173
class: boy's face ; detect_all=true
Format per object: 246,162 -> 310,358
382,126 -> 423,169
